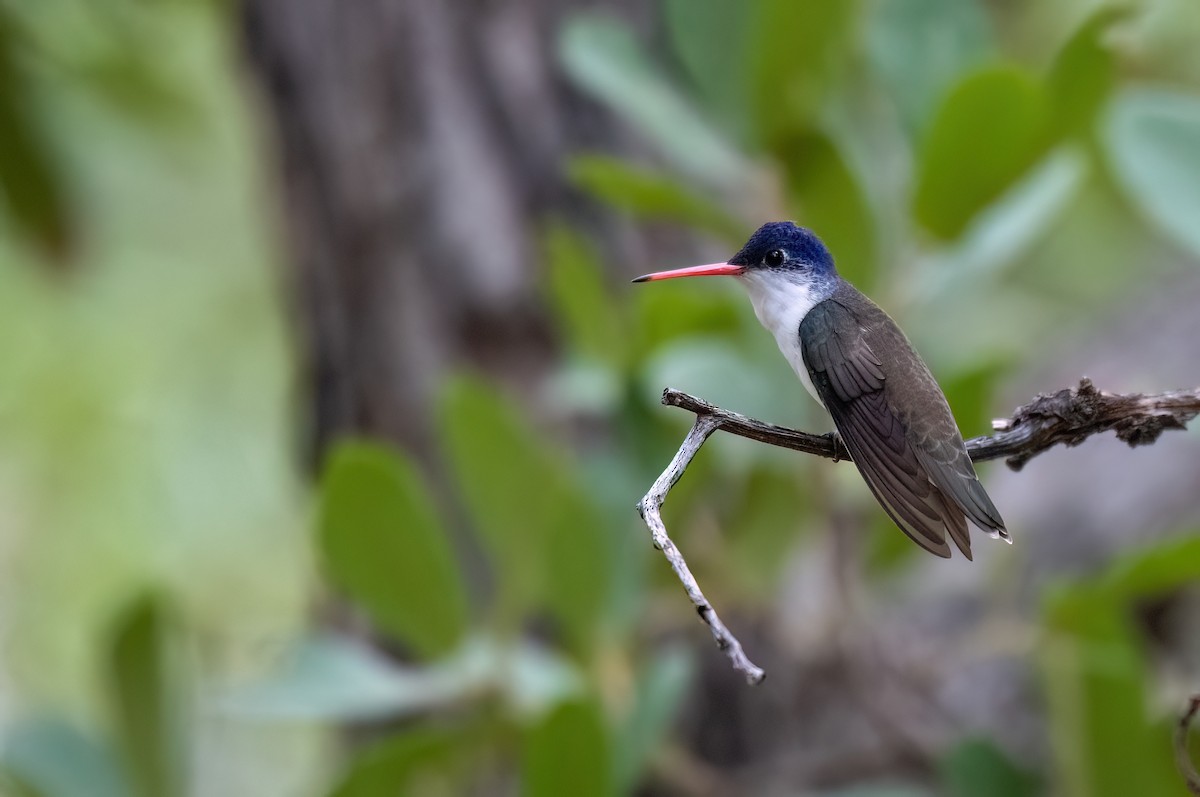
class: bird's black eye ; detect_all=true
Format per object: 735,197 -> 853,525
764,249 -> 785,267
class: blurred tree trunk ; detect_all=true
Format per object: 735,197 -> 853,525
239,0 -> 646,461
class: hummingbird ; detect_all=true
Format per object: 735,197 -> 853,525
633,221 -> 1008,559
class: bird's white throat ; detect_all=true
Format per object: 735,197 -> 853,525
739,271 -> 826,406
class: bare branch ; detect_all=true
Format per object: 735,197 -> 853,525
636,415 -> 765,684
664,378 -> 1200,471
1177,694 -> 1200,795
638,378 -> 1200,684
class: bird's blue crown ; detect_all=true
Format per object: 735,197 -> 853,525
728,222 -> 836,277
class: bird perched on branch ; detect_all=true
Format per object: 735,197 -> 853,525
634,222 -> 1008,559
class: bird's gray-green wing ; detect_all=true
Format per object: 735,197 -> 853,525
912,433 -> 1007,539
799,300 -> 971,559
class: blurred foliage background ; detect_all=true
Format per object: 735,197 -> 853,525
0,0 -> 1199,795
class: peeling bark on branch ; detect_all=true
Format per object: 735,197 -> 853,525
637,378 -> 1200,685
968,378 -> 1200,470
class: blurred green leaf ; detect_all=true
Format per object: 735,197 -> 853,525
558,14 -> 746,186
1101,535 -> 1200,598
542,222 -> 628,369
916,149 -> 1086,305
328,727 -> 463,797
863,509 -> 921,575
74,49 -> 200,129
543,494 -> 614,653
0,716 -> 130,797
318,441 -> 468,658
1046,8 -> 1126,138
866,0 -> 993,133
440,377 -> 548,624
440,377 -> 613,649
221,635 -> 465,722
941,360 -> 1008,438
726,466 -> 811,593
567,155 -> 746,243
641,338 -> 772,423
222,634 -> 583,723
939,737 -> 1039,797
748,0 -> 856,147
662,0 -> 752,138
632,285 -> 743,357
780,130 -> 877,289
105,594 -> 183,797
641,330 -> 809,432
0,19 -> 71,261
999,162 -> 1145,306
499,640 -> 587,720
613,647 -> 694,793
1105,88 -> 1200,259
522,699 -> 611,797
0,770 -> 46,797
4,0 -> 200,130
544,361 -> 624,417
1041,585 -> 1181,797
914,66 -> 1051,240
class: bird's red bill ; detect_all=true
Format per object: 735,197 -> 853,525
631,262 -> 744,283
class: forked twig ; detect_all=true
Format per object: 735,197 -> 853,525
636,415 -> 765,684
